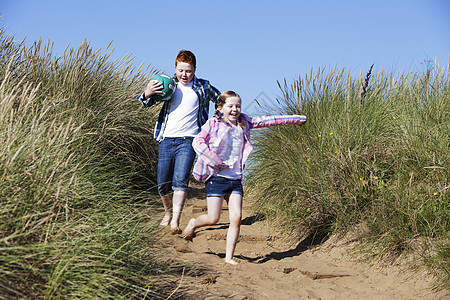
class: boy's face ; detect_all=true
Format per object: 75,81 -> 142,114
175,61 -> 195,85
219,96 -> 241,126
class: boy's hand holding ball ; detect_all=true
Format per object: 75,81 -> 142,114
144,80 -> 163,99
145,74 -> 176,101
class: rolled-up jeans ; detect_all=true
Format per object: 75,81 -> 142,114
157,137 -> 196,196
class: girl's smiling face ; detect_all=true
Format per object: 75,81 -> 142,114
220,96 -> 241,125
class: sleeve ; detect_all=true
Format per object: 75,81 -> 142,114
192,120 -> 225,168
207,82 -> 221,107
136,91 -> 157,108
248,114 -> 307,129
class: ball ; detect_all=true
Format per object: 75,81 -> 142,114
150,74 -> 176,101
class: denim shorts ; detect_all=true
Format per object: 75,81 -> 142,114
157,137 -> 196,196
205,176 -> 243,197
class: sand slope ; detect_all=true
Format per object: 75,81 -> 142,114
160,186 -> 448,300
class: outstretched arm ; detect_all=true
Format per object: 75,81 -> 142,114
248,114 -> 307,129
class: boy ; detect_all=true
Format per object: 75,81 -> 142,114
136,50 -> 220,234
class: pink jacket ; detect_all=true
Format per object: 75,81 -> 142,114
192,113 -> 307,181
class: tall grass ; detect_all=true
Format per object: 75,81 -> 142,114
0,29 -> 181,298
246,63 -> 449,287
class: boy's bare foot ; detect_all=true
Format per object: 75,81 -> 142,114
182,218 -> 196,240
170,228 -> 182,235
160,213 -> 171,226
224,259 -> 238,265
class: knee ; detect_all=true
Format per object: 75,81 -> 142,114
208,215 -> 220,225
229,213 -> 242,227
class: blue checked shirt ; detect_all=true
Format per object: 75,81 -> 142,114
136,75 -> 220,142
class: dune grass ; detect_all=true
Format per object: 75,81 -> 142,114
0,29 -> 182,299
246,63 -> 449,288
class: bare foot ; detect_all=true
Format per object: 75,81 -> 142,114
170,228 -> 182,235
160,213 -> 171,226
224,259 -> 238,265
182,218 -> 196,240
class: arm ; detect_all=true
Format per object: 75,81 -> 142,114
207,82 -> 221,106
192,120 -> 227,170
248,114 -> 307,129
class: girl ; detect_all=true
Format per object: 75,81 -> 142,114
182,91 -> 306,265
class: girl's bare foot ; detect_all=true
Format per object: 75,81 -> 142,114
224,259 -> 238,265
182,219 -> 196,240
160,213 -> 171,226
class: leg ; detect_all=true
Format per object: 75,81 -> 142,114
225,193 -> 243,265
170,190 -> 186,232
160,194 -> 172,226
183,196 -> 223,240
171,138 -> 196,231
156,139 -> 175,226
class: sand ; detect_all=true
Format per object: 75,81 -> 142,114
159,185 -> 448,300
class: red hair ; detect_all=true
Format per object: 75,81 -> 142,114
175,50 -> 196,69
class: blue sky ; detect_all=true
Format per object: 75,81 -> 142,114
1,0 -> 449,115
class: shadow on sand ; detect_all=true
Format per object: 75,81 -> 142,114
204,226 -> 330,264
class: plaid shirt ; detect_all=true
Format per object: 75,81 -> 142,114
192,113 -> 307,181
136,75 -> 220,142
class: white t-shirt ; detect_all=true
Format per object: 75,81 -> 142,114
217,125 -> 245,179
163,81 -> 199,138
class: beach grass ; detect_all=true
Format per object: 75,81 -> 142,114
246,63 -> 449,288
0,29 -> 182,299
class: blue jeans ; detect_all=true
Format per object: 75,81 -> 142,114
157,137 -> 196,196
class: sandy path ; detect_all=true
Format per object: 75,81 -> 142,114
160,185 -> 448,300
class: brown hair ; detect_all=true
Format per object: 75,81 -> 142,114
175,50 -> 196,69
214,91 -> 244,124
